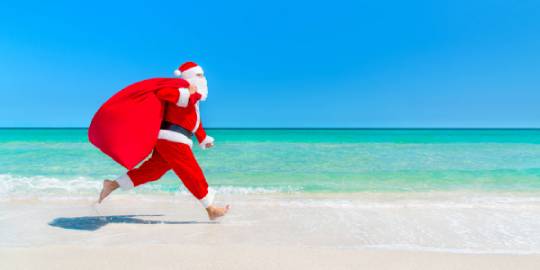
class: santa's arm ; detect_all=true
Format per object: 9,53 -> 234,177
155,87 -> 202,108
195,122 -> 214,149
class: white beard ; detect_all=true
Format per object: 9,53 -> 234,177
187,77 -> 208,101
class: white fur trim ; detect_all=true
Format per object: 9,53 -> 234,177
199,135 -> 214,149
200,188 -> 216,208
116,174 -> 134,190
180,66 -> 203,79
173,69 -> 182,77
157,130 -> 193,147
177,88 -> 190,107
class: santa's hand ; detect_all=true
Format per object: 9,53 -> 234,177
199,136 -> 215,150
188,83 -> 197,94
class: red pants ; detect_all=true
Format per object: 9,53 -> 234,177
117,139 -> 213,207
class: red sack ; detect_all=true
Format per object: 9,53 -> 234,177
89,78 -> 189,169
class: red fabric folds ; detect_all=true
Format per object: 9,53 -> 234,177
88,78 -> 189,169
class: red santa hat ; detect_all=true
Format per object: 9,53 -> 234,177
173,62 -> 204,79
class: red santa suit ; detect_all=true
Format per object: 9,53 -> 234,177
115,89 -> 215,207
92,62 -> 215,208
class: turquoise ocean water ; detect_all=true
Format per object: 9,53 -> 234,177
1,128 -> 540,198
3,128 -> 540,253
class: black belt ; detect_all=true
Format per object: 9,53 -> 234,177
161,122 -> 193,138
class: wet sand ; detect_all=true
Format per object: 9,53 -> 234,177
1,193 -> 540,269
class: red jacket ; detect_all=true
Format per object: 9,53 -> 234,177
155,87 -> 214,148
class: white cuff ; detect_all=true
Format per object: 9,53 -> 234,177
116,173 -> 134,190
199,136 -> 214,149
176,88 -> 190,107
200,188 -> 216,208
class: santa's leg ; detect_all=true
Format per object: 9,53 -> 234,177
155,140 -> 230,220
98,150 -> 170,203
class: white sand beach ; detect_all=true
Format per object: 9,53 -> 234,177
2,244 -> 539,270
1,192 -> 540,269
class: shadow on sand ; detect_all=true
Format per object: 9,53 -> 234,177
49,215 -> 216,231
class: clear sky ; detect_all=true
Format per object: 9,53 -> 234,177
1,0 -> 539,128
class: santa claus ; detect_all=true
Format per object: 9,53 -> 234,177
90,62 -> 229,220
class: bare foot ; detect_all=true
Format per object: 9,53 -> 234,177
98,180 -> 119,203
206,205 -> 230,220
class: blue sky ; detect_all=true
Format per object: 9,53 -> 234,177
1,0 -> 539,127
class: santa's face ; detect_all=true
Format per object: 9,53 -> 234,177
187,73 -> 208,101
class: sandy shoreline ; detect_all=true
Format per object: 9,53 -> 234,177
2,245 -> 540,270
2,192 -> 540,269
